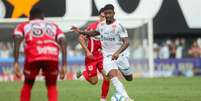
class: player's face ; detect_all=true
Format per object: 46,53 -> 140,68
99,12 -> 105,22
104,9 -> 115,22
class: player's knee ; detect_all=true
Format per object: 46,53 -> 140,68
45,76 -> 57,86
89,77 -> 98,85
90,80 -> 98,85
124,75 -> 133,81
25,78 -> 35,85
108,69 -> 118,79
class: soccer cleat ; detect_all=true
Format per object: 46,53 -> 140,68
125,97 -> 134,101
100,98 -> 106,101
76,69 -> 82,79
129,98 -> 134,101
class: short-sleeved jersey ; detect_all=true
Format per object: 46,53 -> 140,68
14,19 -> 65,63
85,21 -> 102,57
96,20 -> 128,56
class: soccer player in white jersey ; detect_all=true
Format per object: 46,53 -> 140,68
71,4 -> 134,101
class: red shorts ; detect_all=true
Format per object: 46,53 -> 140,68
85,55 -> 103,78
24,60 -> 58,80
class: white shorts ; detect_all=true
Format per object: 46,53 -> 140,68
102,54 -> 133,76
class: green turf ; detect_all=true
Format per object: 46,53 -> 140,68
0,77 -> 201,101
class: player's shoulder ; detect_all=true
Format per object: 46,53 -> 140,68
97,21 -> 106,27
115,20 -> 126,29
113,20 -> 123,26
17,21 -> 29,27
88,21 -> 99,27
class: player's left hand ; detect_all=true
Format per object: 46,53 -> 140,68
59,64 -> 67,80
112,52 -> 120,60
13,62 -> 22,78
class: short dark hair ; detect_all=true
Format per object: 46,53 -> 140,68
104,4 -> 114,11
29,7 -> 44,20
98,8 -> 105,15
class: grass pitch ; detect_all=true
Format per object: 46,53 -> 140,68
0,77 -> 201,101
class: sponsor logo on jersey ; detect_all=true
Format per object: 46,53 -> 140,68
37,46 -> 57,55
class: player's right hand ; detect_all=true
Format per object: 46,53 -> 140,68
13,62 -> 22,78
59,64 -> 67,80
86,51 -> 94,59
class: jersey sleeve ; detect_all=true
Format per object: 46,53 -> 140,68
118,23 -> 128,38
95,23 -> 101,32
55,25 -> 65,41
14,23 -> 24,37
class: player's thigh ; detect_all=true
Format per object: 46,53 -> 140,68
89,76 -> 98,85
102,56 -> 118,76
24,61 -> 41,80
97,59 -> 103,73
97,59 -> 109,79
85,61 -> 98,78
42,61 -> 59,84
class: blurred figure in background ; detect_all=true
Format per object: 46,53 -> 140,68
188,40 -> 201,57
159,40 -> 170,59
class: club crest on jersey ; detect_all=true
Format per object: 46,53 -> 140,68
87,65 -> 93,71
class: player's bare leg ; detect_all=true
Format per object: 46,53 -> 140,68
121,73 -> 133,81
77,69 -> 110,100
100,76 -> 110,101
108,69 -> 134,101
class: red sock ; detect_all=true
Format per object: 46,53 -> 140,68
101,78 -> 110,99
20,82 -> 33,101
47,85 -> 58,101
83,70 -> 90,82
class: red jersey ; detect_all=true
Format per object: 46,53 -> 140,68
85,21 -> 102,57
14,19 -> 65,63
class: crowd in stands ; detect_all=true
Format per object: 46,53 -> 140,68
154,38 -> 201,59
0,38 -> 201,59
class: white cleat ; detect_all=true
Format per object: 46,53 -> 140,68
100,98 -> 106,101
125,97 -> 134,101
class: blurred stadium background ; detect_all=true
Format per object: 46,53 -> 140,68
0,0 -> 201,101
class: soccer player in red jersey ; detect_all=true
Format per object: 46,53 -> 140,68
13,8 -> 67,101
77,8 -> 110,101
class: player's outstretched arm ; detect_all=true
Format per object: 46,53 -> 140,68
112,37 -> 130,60
71,26 -> 99,36
78,35 -> 93,59
58,37 -> 67,80
13,35 -> 23,78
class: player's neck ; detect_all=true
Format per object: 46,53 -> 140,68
106,19 -> 115,25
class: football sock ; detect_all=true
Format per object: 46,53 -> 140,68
100,98 -> 106,101
47,84 -> 58,101
101,78 -> 110,99
20,79 -> 34,101
111,77 -> 129,98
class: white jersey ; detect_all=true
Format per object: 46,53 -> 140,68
96,20 -> 128,56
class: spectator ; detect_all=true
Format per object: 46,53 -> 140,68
188,41 -> 201,57
175,38 -> 183,59
159,40 -> 170,59
0,43 -> 11,58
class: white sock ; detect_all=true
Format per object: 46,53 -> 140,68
100,98 -> 106,101
111,77 -> 129,98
